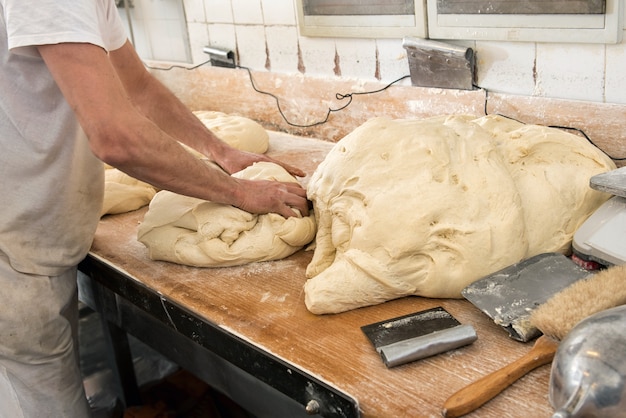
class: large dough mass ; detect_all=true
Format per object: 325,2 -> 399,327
304,115 -> 616,314
137,162 -> 316,267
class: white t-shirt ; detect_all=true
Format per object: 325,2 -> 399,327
0,0 -> 127,275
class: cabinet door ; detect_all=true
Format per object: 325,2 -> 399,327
296,0 -> 428,38
428,0 -> 623,44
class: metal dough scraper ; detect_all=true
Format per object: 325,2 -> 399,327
361,307 -> 477,368
461,253 -> 590,342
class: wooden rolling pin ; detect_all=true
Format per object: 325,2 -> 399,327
442,264 -> 626,418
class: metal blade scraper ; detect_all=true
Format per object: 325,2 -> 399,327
461,253 -> 591,342
361,307 -> 477,368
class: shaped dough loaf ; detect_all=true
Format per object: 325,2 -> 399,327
101,168 -> 157,217
304,114 -> 615,314
193,110 -> 269,154
137,162 -> 316,267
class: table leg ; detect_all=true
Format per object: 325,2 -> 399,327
78,269 -> 142,408
98,314 -> 142,407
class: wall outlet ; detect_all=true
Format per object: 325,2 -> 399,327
203,46 -> 236,68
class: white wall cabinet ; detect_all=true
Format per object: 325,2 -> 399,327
427,0 -> 624,44
295,0 -> 428,38
294,0 -> 623,44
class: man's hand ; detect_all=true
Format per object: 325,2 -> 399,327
213,145 -> 306,178
235,178 -> 310,218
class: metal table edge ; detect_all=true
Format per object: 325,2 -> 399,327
78,254 -> 360,418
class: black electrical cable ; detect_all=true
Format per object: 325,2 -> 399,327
481,85 -> 625,161
238,65 -> 411,128
145,58 -> 624,161
145,59 -> 411,128
144,58 -> 213,71
547,125 -> 626,161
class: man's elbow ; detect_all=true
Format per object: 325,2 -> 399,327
87,129 -> 136,167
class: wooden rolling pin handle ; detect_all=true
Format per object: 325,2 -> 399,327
442,335 -> 558,418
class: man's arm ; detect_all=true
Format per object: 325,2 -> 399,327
37,41 -> 308,217
108,40 -> 305,177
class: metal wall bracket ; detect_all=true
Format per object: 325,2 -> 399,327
402,37 -> 476,90
203,46 -> 236,68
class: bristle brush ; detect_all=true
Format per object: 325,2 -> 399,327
442,264 -> 626,417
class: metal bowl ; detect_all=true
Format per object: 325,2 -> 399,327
549,304 -> 626,418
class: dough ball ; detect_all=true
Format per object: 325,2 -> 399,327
137,162 -> 316,267
193,110 -> 269,154
101,168 -> 157,217
304,115 -> 615,314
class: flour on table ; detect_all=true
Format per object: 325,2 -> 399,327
137,162 -> 316,267
193,110 -> 269,154
304,114 -> 616,314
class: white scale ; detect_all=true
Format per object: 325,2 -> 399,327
573,166 -> 626,266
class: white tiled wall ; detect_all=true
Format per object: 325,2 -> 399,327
139,0 -> 626,105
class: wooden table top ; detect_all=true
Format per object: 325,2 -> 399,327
90,131 -> 553,418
